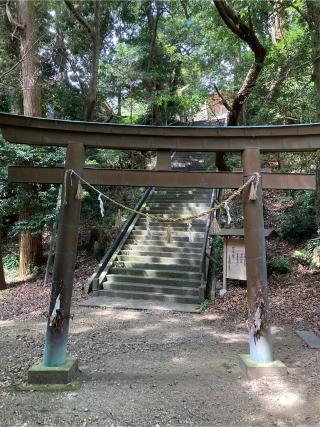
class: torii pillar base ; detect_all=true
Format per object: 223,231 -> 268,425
239,354 -> 287,379
28,358 -> 79,384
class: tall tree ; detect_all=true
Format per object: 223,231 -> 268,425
305,0 -> 320,226
6,0 -> 43,276
64,0 -> 108,121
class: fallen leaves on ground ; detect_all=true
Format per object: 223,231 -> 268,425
212,238 -> 320,328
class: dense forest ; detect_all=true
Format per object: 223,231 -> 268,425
0,0 -> 319,290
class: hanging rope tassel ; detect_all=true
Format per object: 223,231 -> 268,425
115,209 -> 122,228
210,210 -> 220,234
188,221 -> 194,243
249,175 -> 259,201
224,202 -> 232,225
146,214 -> 152,239
98,193 -> 105,217
75,181 -> 84,200
166,225 -> 172,243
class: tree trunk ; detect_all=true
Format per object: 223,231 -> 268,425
306,1 -> 320,121
306,1 -> 320,228
18,0 -> 42,117
64,0 -> 101,122
17,0 -> 43,277
19,231 -> 43,277
84,0 -> 101,121
0,233 -> 6,291
117,86 -> 122,117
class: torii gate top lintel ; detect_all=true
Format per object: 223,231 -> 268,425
1,112 -> 320,152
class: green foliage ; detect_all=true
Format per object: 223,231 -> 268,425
211,236 -> 224,277
293,249 -> 309,260
199,299 -> 212,312
267,256 -> 292,274
293,238 -> 320,268
224,154 -> 242,171
3,254 -> 19,273
280,191 -> 317,242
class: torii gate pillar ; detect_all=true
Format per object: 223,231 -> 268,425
240,148 -> 286,377
43,143 -> 85,367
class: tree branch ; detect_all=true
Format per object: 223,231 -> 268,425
213,83 -> 231,111
180,0 -> 190,19
213,0 -> 266,54
64,0 -> 95,39
213,0 -> 267,125
0,37 -> 40,80
284,1 -> 310,26
5,1 -> 25,30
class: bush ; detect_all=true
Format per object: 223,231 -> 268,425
280,191 -> 317,242
293,239 -> 320,268
3,254 -> 19,274
267,256 -> 292,274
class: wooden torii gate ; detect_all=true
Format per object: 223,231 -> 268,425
0,112 -> 317,380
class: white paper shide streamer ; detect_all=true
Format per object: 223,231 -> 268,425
146,214 -> 152,238
49,294 -> 61,327
224,202 -> 232,225
98,194 -> 105,217
188,221 -> 194,243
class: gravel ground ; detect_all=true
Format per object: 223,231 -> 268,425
1,301 -> 320,427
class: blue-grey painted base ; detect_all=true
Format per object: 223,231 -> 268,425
43,324 -> 69,367
249,329 -> 273,363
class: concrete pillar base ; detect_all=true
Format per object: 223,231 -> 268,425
28,358 -> 79,384
239,354 -> 287,379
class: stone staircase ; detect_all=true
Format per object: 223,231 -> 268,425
84,152 -> 215,311
96,187 -> 213,306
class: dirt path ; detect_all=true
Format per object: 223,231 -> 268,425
1,303 -> 320,427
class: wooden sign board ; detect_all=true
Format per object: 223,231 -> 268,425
223,237 -> 246,291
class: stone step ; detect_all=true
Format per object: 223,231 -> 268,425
123,243 -> 202,254
104,282 -> 199,297
154,188 -> 211,193
137,218 -> 207,226
104,273 -> 199,287
141,212 -> 209,219
131,229 -> 205,238
114,258 -> 200,271
151,195 -> 211,200
143,206 -> 210,212
134,223 -> 206,231
109,266 -> 201,280
115,253 -> 200,264
126,238 -> 203,248
120,249 -> 201,258
128,234 -> 204,243
97,289 -> 200,304
145,202 -> 210,209
151,187 -> 212,197
153,189 -> 211,193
